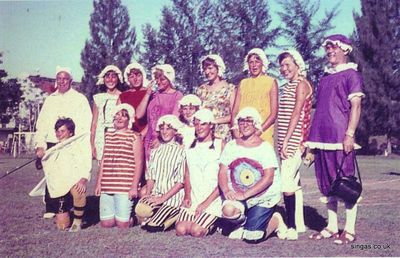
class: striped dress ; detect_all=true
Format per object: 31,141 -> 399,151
277,78 -> 312,157
100,130 -> 137,194
146,142 -> 186,208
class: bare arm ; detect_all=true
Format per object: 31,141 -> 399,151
281,80 -> 311,159
90,104 -> 99,158
343,96 -> 362,153
128,134 -> 144,199
135,86 -> 153,119
261,80 -> 278,132
218,163 -> 230,195
231,85 -> 242,138
183,163 -> 191,201
94,159 -> 104,196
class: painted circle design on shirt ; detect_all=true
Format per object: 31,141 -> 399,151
229,157 -> 266,197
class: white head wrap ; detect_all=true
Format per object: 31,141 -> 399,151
123,62 -> 149,88
199,54 -> 226,77
151,64 -> 175,85
193,108 -> 215,124
156,115 -> 183,132
96,65 -> 123,86
55,66 -> 73,89
243,48 -> 270,73
113,103 -> 135,124
179,94 -> 202,107
233,107 -> 263,131
279,49 -> 307,77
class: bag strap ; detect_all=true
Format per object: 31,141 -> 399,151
337,152 -> 362,186
354,154 -> 362,186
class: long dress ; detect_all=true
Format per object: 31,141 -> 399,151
144,90 -> 183,160
238,75 -> 276,144
185,139 -> 223,217
93,93 -> 119,160
306,63 -> 364,196
196,82 -> 235,141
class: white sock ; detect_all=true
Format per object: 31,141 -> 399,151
326,197 -> 338,232
295,189 -> 305,231
344,202 -> 357,234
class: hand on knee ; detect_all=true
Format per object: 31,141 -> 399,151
222,204 -> 241,219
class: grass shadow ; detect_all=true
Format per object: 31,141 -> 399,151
82,195 -> 100,229
304,205 -> 327,231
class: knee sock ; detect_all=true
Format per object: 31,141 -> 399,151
284,195 -> 296,229
344,202 -> 357,234
295,189 -> 305,230
71,189 -> 86,225
326,197 -> 338,232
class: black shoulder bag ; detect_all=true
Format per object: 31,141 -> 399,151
328,153 -> 362,204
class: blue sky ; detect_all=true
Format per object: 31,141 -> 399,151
0,0 -> 361,80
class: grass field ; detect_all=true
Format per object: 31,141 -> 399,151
0,154 -> 399,257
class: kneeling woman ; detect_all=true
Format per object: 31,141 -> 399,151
176,108 -> 224,237
135,115 -> 186,232
218,107 -> 287,243
95,104 -> 143,229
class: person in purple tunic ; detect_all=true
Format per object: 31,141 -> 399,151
136,64 -> 183,161
305,34 -> 364,244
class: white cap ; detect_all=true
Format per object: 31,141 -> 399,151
243,48 -> 269,73
200,54 -> 226,77
96,65 -> 123,85
179,94 -> 202,107
233,107 -> 263,131
156,115 -> 183,131
123,62 -> 149,87
55,66 -> 73,89
193,108 -> 215,124
113,103 -> 135,124
279,49 -> 307,77
152,64 -> 175,86
322,34 -> 353,53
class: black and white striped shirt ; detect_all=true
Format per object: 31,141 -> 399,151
146,141 -> 186,207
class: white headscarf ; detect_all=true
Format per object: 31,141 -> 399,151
243,48 -> 270,73
199,54 -> 226,77
123,62 -> 149,88
179,94 -> 202,107
156,115 -> 183,132
193,108 -> 215,124
113,103 -> 135,124
279,49 -> 307,77
96,65 -> 123,86
233,107 -> 263,131
151,64 -> 175,86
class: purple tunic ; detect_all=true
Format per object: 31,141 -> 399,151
144,90 -> 183,160
307,66 -> 364,196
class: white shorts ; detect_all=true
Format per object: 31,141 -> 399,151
281,149 -> 302,192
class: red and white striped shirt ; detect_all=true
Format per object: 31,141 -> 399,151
277,78 -> 312,157
100,130 -> 137,194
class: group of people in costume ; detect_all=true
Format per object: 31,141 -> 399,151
34,33 -> 363,245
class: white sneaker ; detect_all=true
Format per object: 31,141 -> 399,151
272,212 -> 288,240
43,212 -> 55,219
228,227 -> 244,239
286,228 -> 298,241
